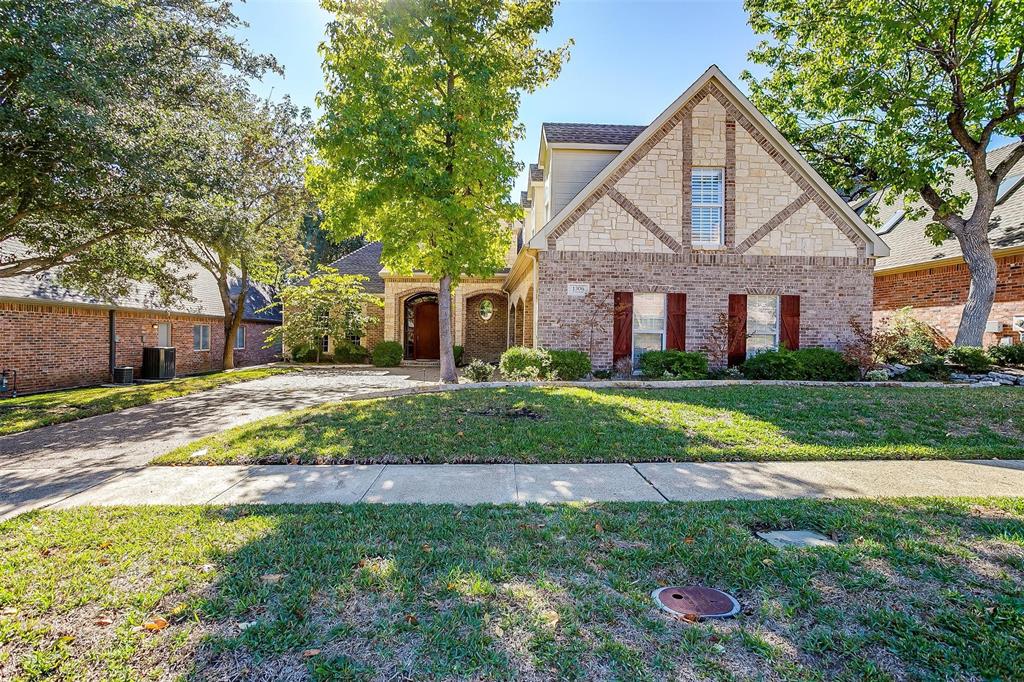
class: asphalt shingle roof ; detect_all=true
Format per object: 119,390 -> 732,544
0,239 -> 281,322
528,163 -> 543,182
869,142 -> 1024,272
542,122 -> 647,146
323,242 -> 385,293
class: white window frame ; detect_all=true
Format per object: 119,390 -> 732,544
746,295 -> 780,358
632,293 -> 667,368
193,324 -> 210,351
234,325 -> 245,350
691,167 -> 725,247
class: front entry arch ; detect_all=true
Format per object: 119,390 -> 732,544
404,293 -> 440,360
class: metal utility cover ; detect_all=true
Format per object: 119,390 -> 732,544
756,530 -> 838,549
652,586 -> 740,620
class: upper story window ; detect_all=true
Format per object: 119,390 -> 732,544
691,168 -> 724,247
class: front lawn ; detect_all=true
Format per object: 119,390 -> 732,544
1,499 -> 1021,680
154,385 -> 1024,465
0,366 -> 298,436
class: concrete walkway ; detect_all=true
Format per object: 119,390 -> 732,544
0,367 -> 434,519
26,459 -> 1024,512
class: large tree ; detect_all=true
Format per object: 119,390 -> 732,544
178,95 -> 312,369
310,0 -> 569,382
744,0 -> 1024,346
0,0 -> 274,300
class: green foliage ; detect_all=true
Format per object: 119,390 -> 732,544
864,369 -> 890,382
547,349 -> 592,381
988,343 -> 1024,368
875,309 -> 945,364
333,340 -> 369,364
741,349 -> 802,380
945,345 -> 992,373
463,359 -> 495,383
499,347 -> 551,381
270,267 -> 381,363
290,345 -> 319,363
637,350 -> 709,380
453,346 -> 465,367
916,354 -> 953,381
371,341 -> 404,368
791,348 -> 860,382
0,0 -> 276,298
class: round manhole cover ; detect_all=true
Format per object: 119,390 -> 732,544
652,586 -> 740,620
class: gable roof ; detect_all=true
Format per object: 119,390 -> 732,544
868,141 -> 1024,273
542,122 -> 647,146
0,239 -> 281,322
323,241 -> 385,293
527,65 -> 889,258
528,163 -> 543,182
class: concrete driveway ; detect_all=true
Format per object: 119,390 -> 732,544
0,366 -> 435,519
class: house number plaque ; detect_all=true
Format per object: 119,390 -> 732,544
567,283 -> 590,298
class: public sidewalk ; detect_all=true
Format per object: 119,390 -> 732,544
13,459 -> 1023,516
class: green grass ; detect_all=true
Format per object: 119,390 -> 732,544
0,367 -> 298,436
154,385 -> 1024,465
1,499 -> 1022,680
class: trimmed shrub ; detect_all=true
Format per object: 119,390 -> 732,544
864,369 -> 890,382
499,347 -> 551,381
708,366 -> 743,380
333,339 -> 369,363
740,349 -> 802,380
453,345 -> 465,366
638,350 -> 708,379
945,345 -> 992,372
791,347 -> 859,381
916,354 -> 952,380
371,341 -> 403,367
290,344 -> 318,363
548,349 -> 592,380
462,359 -> 494,383
988,343 -> 1024,368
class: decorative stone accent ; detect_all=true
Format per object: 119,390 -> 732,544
606,187 -> 683,253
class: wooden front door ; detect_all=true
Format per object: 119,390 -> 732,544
413,301 -> 440,359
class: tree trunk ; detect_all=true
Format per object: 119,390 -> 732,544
954,224 -> 998,346
438,274 -> 457,383
218,268 -> 248,371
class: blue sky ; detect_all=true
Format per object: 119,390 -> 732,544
233,0 -> 762,197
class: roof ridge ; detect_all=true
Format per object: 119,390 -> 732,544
328,240 -> 379,266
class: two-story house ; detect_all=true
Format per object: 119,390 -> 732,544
330,66 -> 889,369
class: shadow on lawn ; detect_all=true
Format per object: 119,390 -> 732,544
150,498 -> 1024,680
187,385 -> 1024,465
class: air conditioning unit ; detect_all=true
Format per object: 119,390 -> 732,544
142,347 -> 176,380
112,366 -> 134,385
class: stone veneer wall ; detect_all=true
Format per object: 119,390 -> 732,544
536,251 -> 874,369
873,254 -> 1024,346
0,301 -> 279,394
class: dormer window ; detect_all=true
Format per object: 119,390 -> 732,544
691,168 -> 724,247
997,174 -> 1023,204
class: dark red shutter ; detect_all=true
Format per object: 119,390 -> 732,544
727,294 -> 747,367
780,295 -> 800,350
667,293 -> 686,350
613,292 -> 633,363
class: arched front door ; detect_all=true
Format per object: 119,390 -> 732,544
412,300 -> 440,359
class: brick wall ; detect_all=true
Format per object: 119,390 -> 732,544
0,301 -> 280,394
536,251 -> 874,369
234,321 -> 283,367
874,254 -> 1024,345
463,293 -> 508,362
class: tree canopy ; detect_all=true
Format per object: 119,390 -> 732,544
0,0 -> 275,300
744,0 -> 1024,345
310,0 -> 570,381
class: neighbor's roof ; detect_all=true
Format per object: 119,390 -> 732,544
542,122 -> 647,146
528,164 -> 543,182
0,239 -> 281,322
867,141 -> 1024,273
323,242 -> 385,293
520,191 -> 531,208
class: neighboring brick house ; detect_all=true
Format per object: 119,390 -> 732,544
326,66 -> 889,369
869,141 -> 1024,347
0,248 -> 282,394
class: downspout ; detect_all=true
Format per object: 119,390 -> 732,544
108,309 -> 116,381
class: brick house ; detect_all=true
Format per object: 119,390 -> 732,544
870,141 -> 1024,347
326,66 -> 889,369
0,248 -> 282,394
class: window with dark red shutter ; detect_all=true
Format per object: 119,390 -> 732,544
780,295 -> 800,350
667,293 -> 686,350
727,294 -> 747,366
613,292 -> 633,363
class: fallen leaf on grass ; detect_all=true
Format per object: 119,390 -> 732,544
143,617 -> 168,631
675,612 -> 699,624
302,649 -> 321,659
404,613 -> 419,625
421,543 -> 432,553
261,573 -> 285,584
98,540 -> 112,550
540,610 -> 560,629
594,522 -> 604,534
683,536 -> 695,544
94,617 -> 114,626
1,607 -> 19,616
